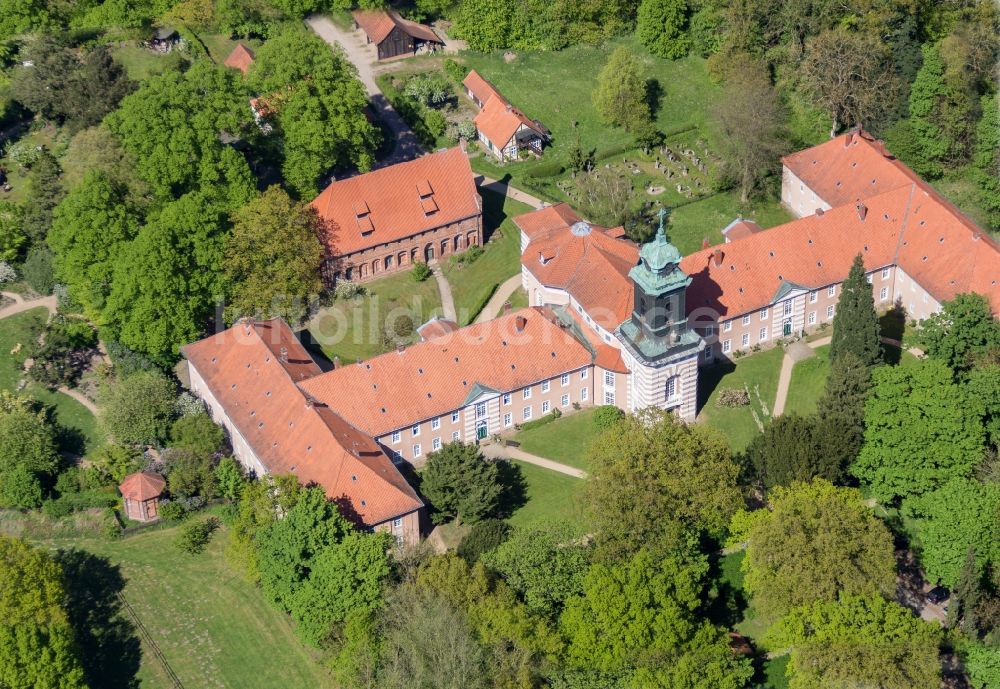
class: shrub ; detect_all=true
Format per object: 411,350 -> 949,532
21,245 -> 55,294
411,262 -> 432,282
453,244 -> 483,265
175,392 -> 204,417
592,405 -> 624,431
157,500 -> 188,523
424,109 -> 447,138
0,261 -> 15,283
457,120 -> 477,140
716,388 -> 750,407
519,408 -> 562,432
41,498 -> 73,519
4,140 -> 41,170
175,516 -> 220,554
457,519 -> 510,563
105,340 -> 158,378
103,508 -> 122,540
334,280 -> 364,300
443,58 -> 466,83
724,507 -> 770,548
404,72 -> 452,107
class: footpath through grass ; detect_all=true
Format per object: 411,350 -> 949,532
0,307 -> 104,454
50,521 -> 333,689
444,188 -> 534,325
698,347 -> 785,453
513,408 -> 602,471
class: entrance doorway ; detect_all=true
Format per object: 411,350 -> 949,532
476,421 -> 488,440
782,319 -> 792,336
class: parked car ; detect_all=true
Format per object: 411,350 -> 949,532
926,586 -> 950,605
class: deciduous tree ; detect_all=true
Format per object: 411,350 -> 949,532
224,186 -> 324,324
0,536 -> 87,689
420,442 -> 502,525
592,47 -> 650,133
853,359 -> 984,502
800,28 -> 899,136
920,292 -> 1000,375
0,399 -> 59,509
169,412 -> 224,459
98,370 -> 176,446
637,0 -> 690,60
743,480 -> 896,620
0,201 -> 24,262
767,594 -> 941,689
742,414 -> 843,489
829,254 -> 881,367
584,408 -> 741,561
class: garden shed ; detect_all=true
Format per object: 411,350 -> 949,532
119,471 -> 166,522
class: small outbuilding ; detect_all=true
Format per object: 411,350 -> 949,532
119,471 -> 166,522
223,43 -> 255,75
352,10 -> 443,60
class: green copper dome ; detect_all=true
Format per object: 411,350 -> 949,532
639,208 -> 682,271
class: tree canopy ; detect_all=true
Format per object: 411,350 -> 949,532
829,254 -> 881,367
0,396 -> 60,509
584,409 -> 741,560
742,480 -> 896,621
920,293 -> 1000,375
98,370 -> 177,446
420,442 -> 502,525
592,47 -> 650,133
637,0 -> 689,60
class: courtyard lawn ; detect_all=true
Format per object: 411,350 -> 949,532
513,408 -> 602,471
784,345 -> 830,415
48,521 -> 333,689
443,188 -> 534,325
506,460 -> 587,531
497,287 -> 528,317
669,191 -> 793,256
0,308 -> 103,454
306,269 -> 443,364
698,347 -> 785,453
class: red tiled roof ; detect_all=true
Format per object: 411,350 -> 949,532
463,70 -> 502,105
721,219 -> 763,242
474,95 -> 544,150
782,130 -> 914,208
417,317 -> 459,341
223,43 -> 254,74
513,203 -> 584,242
299,308 -> 593,436
310,148 -> 480,256
119,472 -> 165,501
181,320 -> 422,526
352,9 -> 442,45
516,206 -> 638,330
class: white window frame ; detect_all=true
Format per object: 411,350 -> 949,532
431,417 -> 440,430
723,320 -> 732,332
665,376 -> 677,400
475,402 -> 487,419
760,307 -> 769,320
722,339 -> 731,353
542,400 -> 550,414
504,413 -> 512,427
560,372 -> 569,386
809,291 -> 817,303
523,406 -> 532,421
604,371 -> 615,387
880,287 -> 888,301
783,300 -> 792,315
826,305 -> 835,318
523,387 -> 532,400
581,387 -> 589,401
391,430 -> 401,444
604,391 -> 615,405
413,444 -> 422,458
502,393 -> 511,406
432,437 -> 441,451
808,311 -> 816,325
541,380 -> 550,393
827,285 -> 836,297
451,430 -> 460,441
881,267 -> 890,279
742,314 -> 750,326
451,411 -> 459,423
759,327 -> 768,341
866,274 -> 873,284
741,333 -> 749,347
580,369 -> 588,379
561,394 -> 569,407
411,424 -> 420,437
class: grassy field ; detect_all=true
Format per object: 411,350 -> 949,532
669,191 -> 792,256
0,124 -> 72,204
513,408 -> 602,471
443,189 -> 534,325
0,308 -> 104,454
46,520 -> 333,689
698,347 -> 785,453
306,269 -> 443,364
111,45 -> 185,81
784,345 -> 830,415
506,460 -> 587,530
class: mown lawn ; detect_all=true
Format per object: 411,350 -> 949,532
111,45 -> 184,81
506,460 -> 587,531
443,188 -> 533,325
513,408 -> 602,471
305,269 -> 443,364
669,191 -> 792,256
784,345 -> 830,416
0,308 -> 104,454
698,347 -> 785,453
47,521 -> 333,689
497,287 -> 528,316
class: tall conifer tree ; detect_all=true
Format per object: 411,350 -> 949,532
830,254 -> 881,367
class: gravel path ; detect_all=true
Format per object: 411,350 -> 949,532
481,443 -> 587,478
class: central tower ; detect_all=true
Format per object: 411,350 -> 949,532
616,209 -> 703,419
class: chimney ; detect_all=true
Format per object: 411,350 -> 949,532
856,201 -> 867,222
503,301 -> 512,314
515,316 -> 527,332
701,237 -> 710,250
305,398 -> 314,409
396,343 -> 405,354
713,248 -> 723,267
505,103 -> 512,113
816,208 -> 824,217
333,356 -> 341,369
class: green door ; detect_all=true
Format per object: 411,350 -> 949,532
783,319 -> 792,336
476,422 -> 488,440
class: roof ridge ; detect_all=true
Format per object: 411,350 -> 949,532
891,182 -> 917,268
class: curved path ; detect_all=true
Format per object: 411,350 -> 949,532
474,274 -> 522,324
429,261 -> 457,322
0,291 -> 56,319
478,176 -> 546,210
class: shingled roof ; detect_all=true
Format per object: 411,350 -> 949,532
310,147 -> 480,256
463,70 -> 545,149
182,320 -> 422,526
223,43 -> 254,74
352,9 -> 442,45
119,472 -> 166,501
298,308 -> 593,436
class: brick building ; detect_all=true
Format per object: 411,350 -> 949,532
312,147 -> 482,283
